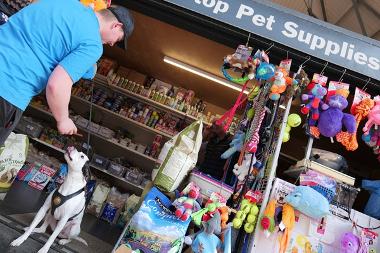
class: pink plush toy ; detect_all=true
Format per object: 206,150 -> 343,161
340,232 -> 360,253
363,96 -> 380,135
173,182 -> 201,221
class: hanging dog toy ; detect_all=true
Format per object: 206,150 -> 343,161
222,45 -> 259,83
283,114 -> 302,142
363,96 -> 380,135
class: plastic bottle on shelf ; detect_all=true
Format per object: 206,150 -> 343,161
132,83 -> 139,93
160,95 -> 167,104
147,112 -> 156,126
129,82 -> 136,92
144,110 -> 152,125
141,107 -> 150,122
112,75 -> 120,86
122,78 -> 129,89
117,77 -> 124,87
126,80 -> 133,90
151,114 -> 159,128
109,73 -> 117,84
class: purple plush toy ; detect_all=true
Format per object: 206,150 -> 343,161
317,95 -> 356,141
340,232 -> 360,253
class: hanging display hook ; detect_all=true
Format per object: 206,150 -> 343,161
265,43 -> 275,53
320,61 -> 328,75
363,77 -> 371,91
338,69 -> 347,83
246,33 -> 251,47
300,56 -> 311,68
286,50 -> 289,60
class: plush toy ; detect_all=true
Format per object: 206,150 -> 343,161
269,68 -> 293,100
259,199 -> 276,237
340,232 -> 361,253
172,182 -> 201,221
317,95 -> 356,146
293,69 -> 310,96
363,96 -> 380,135
279,204 -> 295,253
232,153 -> 255,182
188,211 -> 223,253
80,0 -> 110,11
221,131 -> 245,159
285,186 -> 329,219
283,114 -> 302,142
362,180 -> 380,219
301,83 -> 328,121
191,193 -> 226,226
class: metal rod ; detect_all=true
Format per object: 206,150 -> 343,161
320,0 -> 328,21
305,136 -> 314,160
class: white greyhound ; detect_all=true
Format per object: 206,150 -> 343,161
11,146 -> 89,253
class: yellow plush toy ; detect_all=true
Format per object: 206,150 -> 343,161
80,0 -> 110,12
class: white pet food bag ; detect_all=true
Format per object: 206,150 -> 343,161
0,133 -> 28,192
153,120 -> 203,192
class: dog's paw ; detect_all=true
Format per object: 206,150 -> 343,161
37,246 -> 49,253
58,239 -> 71,245
10,236 -> 27,247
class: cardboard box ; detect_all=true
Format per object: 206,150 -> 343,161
116,66 -> 132,78
127,70 -> 147,85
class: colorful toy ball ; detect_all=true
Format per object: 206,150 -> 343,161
256,62 -> 275,80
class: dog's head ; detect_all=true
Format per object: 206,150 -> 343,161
64,146 -> 89,173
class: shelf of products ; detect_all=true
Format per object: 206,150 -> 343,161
26,135 -> 145,194
95,74 -> 213,127
27,104 -> 159,163
90,163 -> 144,192
70,95 -> 174,139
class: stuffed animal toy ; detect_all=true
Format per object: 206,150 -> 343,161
285,186 -> 329,219
362,180 -> 380,219
283,114 -> 302,142
190,212 -> 223,253
191,192 -> 226,226
259,199 -> 276,237
80,0 -> 110,11
301,83 -> 328,121
340,232 -> 361,253
269,68 -> 292,100
317,95 -> 356,145
293,69 -> 310,96
363,96 -> 380,135
279,204 -> 295,253
232,153 -> 256,182
172,182 -> 201,221
221,131 -> 245,159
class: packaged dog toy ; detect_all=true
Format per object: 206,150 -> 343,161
116,187 -> 190,253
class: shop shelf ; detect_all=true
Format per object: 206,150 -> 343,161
94,74 -> 211,126
90,163 -> 144,193
26,136 -> 65,154
27,105 -> 159,163
70,95 -> 173,138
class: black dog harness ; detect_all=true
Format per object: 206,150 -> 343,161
51,187 -> 85,221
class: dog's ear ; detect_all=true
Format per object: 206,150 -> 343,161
82,162 -> 91,182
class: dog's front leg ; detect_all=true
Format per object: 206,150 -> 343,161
37,216 -> 69,253
11,193 -> 53,247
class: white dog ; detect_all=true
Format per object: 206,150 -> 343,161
11,146 -> 89,253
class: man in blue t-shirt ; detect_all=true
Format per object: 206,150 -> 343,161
0,0 -> 134,145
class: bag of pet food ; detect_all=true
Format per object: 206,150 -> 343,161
153,120 -> 203,192
86,183 -> 110,216
114,187 -> 190,253
0,133 -> 28,192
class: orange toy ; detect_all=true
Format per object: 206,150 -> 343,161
278,204 -> 295,253
337,97 -> 374,151
269,68 -> 293,101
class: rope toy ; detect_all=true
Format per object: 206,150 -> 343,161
337,98 -> 374,151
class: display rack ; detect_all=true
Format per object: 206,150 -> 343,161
94,74 -> 211,126
27,136 -> 145,194
70,95 -> 173,139
28,104 -> 158,163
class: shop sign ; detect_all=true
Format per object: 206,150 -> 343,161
163,0 -> 380,81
